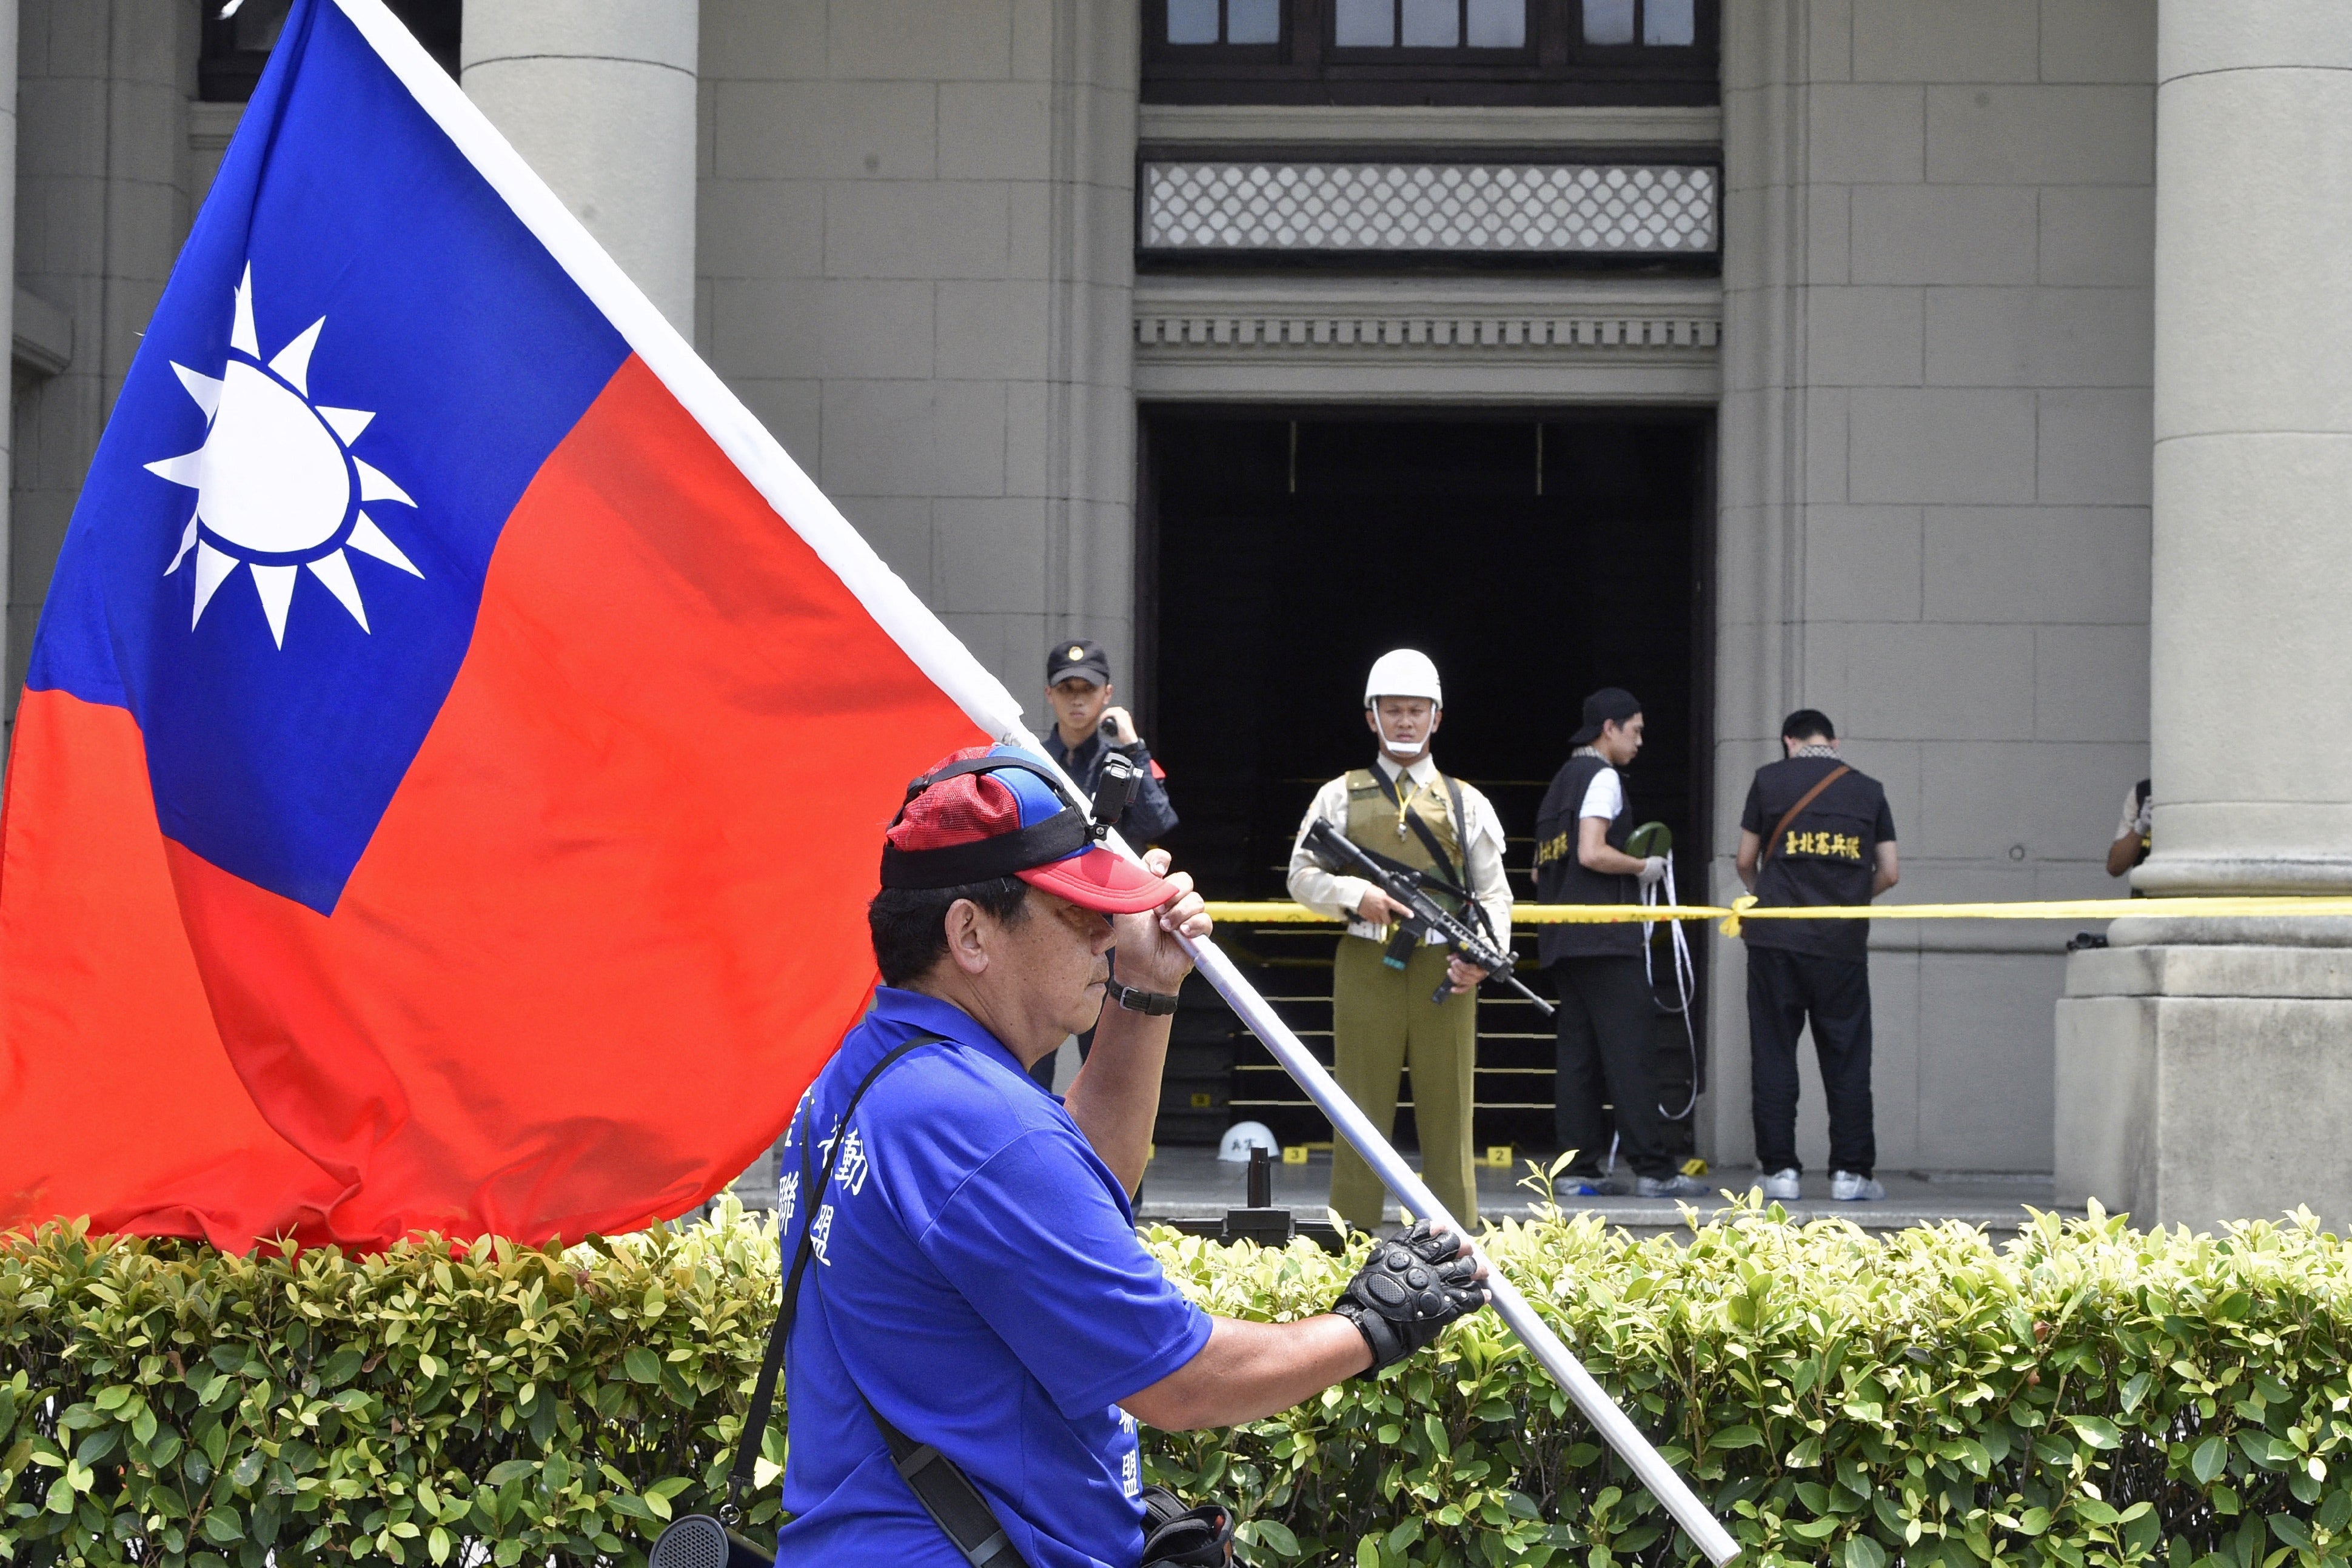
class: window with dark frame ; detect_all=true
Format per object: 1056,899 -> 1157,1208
1578,0 -> 1697,46
1166,0 -> 1284,45
1144,0 -> 1716,106
1330,0 -> 1529,50
199,0 -> 463,102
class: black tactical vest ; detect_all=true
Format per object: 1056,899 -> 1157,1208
1534,752 -> 1641,963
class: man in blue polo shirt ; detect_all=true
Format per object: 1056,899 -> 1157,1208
774,745 -> 1489,1567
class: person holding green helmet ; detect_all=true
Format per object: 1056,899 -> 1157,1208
1535,688 -> 1706,1200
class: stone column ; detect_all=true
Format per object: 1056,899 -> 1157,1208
461,1 -> 698,333
2055,2 -> 2352,1231
2142,3 -> 2352,896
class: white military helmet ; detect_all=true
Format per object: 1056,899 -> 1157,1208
1364,648 -> 1442,708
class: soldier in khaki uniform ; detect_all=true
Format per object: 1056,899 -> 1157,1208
1287,651 -> 1512,1232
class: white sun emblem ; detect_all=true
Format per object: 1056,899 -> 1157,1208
144,263 -> 422,647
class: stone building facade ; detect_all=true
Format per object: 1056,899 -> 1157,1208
5,1 -> 2344,1213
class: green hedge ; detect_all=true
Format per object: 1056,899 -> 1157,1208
5,1195 -> 2350,1567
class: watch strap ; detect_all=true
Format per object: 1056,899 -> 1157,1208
1108,980 -> 1181,1016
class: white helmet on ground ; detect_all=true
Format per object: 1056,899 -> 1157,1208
1218,1121 -> 1279,1162
1364,648 -> 1442,708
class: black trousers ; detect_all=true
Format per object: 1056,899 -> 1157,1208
1746,945 -> 1875,1178
1550,956 -> 1674,1180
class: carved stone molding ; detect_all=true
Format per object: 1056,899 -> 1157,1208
1132,277 -> 1721,403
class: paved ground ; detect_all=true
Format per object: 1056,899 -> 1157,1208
1136,1145 -> 2071,1238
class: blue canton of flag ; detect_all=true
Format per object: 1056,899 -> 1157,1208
27,0 -> 626,914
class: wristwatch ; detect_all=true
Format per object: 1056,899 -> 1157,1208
1107,980 -> 1181,1016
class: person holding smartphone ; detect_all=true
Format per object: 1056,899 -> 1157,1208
1034,638 -> 1181,1092
1043,639 -> 1179,846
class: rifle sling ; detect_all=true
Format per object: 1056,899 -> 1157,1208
1369,767 -> 1468,896
1368,769 -> 1508,953
1760,765 -> 1852,866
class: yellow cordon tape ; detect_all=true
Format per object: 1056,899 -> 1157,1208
1200,896 -> 2352,938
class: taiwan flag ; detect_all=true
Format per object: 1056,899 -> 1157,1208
0,0 -> 1030,1250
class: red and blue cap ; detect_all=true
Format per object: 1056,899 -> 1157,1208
880,745 -> 1176,914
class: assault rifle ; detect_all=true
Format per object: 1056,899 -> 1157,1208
1301,817 -> 1555,1017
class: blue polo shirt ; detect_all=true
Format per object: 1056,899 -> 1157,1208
772,988 -> 1213,1567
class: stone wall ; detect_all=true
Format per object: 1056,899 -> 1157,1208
1710,0 -> 2156,1173
696,0 -> 1139,707
8,1 -> 196,703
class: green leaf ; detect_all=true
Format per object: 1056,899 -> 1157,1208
1709,1424 -> 1763,1450
2193,1435 -> 2230,1484
1843,1534 -> 1888,1568
2071,1416 -> 2123,1450
2017,1508 -> 2052,1536
1243,1519 -> 1299,1555
623,1347 -> 662,1384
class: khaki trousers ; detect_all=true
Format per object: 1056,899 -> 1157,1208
1328,935 -> 1479,1231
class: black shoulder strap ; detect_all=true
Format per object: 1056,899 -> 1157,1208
725,1033 -> 946,1516
863,1396 -> 1023,1567
1370,766 -> 1468,894
740,1031 -> 1033,1568
1436,774 -> 1503,945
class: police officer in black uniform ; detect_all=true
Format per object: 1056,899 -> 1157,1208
1734,709 -> 1900,1203
1535,688 -> 1706,1199
1040,638 -> 1178,845
1032,638 -> 1181,1091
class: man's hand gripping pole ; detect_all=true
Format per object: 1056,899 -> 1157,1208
1010,728 -> 1740,1567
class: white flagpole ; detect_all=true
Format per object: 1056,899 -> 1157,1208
1179,936 -> 1741,1567
1007,729 -> 1742,1567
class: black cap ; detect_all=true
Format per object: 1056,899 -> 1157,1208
1569,687 -> 1641,746
1047,637 -> 1112,688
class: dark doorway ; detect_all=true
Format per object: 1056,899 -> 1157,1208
1142,409 -> 1713,1157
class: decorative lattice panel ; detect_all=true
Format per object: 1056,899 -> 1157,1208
1140,161 -> 1718,255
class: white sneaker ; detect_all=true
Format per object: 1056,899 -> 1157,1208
1831,1170 -> 1884,1202
1758,1168 -> 1801,1202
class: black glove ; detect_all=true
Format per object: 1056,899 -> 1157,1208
1141,1486 -> 1235,1566
1330,1219 -> 1489,1376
